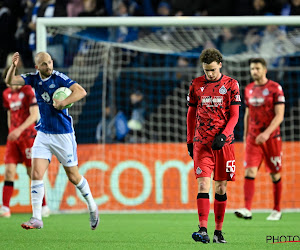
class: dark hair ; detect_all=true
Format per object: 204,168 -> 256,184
249,58 -> 267,68
200,48 -> 223,64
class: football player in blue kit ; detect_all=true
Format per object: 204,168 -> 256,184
5,52 -> 99,230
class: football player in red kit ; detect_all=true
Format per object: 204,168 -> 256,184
235,58 -> 285,221
0,68 -> 49,218
187,48 -> 240,243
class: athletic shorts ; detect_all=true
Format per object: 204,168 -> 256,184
193,142 -> 236,181
245,135 -> 282,173
32,131 -> 78,167
4,136 -> 35,167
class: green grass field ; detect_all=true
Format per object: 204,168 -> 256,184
0,212 -> 299,249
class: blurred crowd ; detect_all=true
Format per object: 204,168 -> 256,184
0,0 -> 300,68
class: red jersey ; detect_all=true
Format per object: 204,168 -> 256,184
188,74 -> 241,146
2,85 -> 37,139
244,79 -> 285,139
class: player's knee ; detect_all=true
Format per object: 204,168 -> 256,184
245,167 -> 257,178
198,181 -> 210,193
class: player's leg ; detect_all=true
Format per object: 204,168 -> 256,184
191,143 -> 213,243
51,132 -> 99,230
212,144 -> 236,243
235,137 -> 262,219
1,140 -> 21,218
0,163 -> 17,218
21,131 -> 52,230
264,137 -> 282,220
25,166 -> 50,217
63,165 -> 99,230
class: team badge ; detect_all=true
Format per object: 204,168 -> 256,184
49,84 -> 56,88
219,85 -> 227,95
196,167 -> 202,175
200,87 -> 204,92
262,88 -> 269,96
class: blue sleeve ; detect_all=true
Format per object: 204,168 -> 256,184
21,73 -> 35,87
56,72 -> 76,88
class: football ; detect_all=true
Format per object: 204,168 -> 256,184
53,87 -> 73,109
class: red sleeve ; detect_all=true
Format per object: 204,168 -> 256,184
230,80 -> 241,105
2,91 -> 9,110
187,81 -> 197,107
273,83 -> 285,104
187,106 -> 196,143
222,104 -> 239,137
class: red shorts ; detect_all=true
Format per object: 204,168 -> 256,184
245,136 -> 282,173
4,137 -> 35,167
193,143 -> 236,181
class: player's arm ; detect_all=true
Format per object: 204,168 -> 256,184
5,52 -> 25,86
255,104 -> 285,144
53,83 -> 87,110
187,106 -> 196,158
243,107 -> 249,142
7,105 -> 39,141
7,111 -> 10,129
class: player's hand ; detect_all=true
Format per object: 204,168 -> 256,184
12,52 -> 20,67
187,143 -> 193,159
211,134 -> 226,150
255,132 -> 270,145
53,98 -> 65,110
7,127 -> 22,141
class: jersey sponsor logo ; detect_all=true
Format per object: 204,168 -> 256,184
235,95 -> 241,102
219,85 -> 227,95
196,167 -> 202,175
278,95 -> 285,102
262,88 -> 269,96
249,97 -> 265,106
201,96 -> 223,107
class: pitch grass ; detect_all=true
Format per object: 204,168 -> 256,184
0,212 -> 299,250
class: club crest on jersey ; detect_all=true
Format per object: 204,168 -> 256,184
49,84 -> 56,88
219,85 -> 227,95
196,167 -> 202,175
18,92 -> 25,99
200,87 -> 204,92
262,88 -> 269,96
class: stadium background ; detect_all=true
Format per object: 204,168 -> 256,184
0,0 -> 299,214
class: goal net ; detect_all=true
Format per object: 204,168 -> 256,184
1,16 -> 299,213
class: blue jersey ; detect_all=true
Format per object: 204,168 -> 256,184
21,70 -> 76,134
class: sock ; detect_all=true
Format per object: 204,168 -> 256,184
197,193 -> 210,229
31,180 -> 44,220
76,176 -> 97,212
273,178 -> 282,212
244,177 -> 255,210
2,181 -> 14,209
214,193 -> 227,231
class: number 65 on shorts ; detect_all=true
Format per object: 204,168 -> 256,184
193,143 -> 236,181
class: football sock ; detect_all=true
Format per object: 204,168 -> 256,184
197,193 -> 210,229
214,193 -> 227,231
76,176 -> 97,212
273,178 -> 282,211
31,180 -> 44,220
244,177 -> 255,210
2,181 -> 13,208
